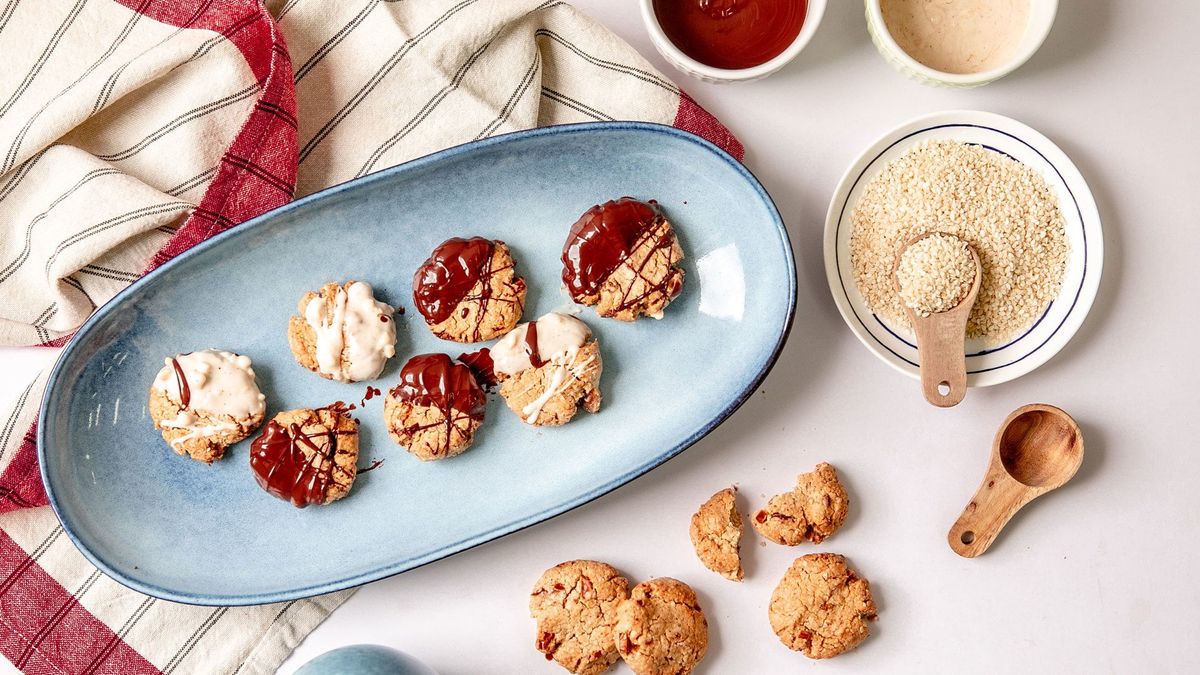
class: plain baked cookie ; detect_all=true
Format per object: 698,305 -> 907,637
614,578 -> 708,675
288,280 -> 396,382
249,403 -> 359,508
753,462 -> 850,545
492,312 -> 602,426
768,553 -> 877,659
413,237 -> 526,343
529,560 -> 630,675
689,486 -> 744,581
561,197 -> 685,321
384,353 -> 486,460
148,350 -> 266,463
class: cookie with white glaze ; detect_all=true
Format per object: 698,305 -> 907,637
288,280 -> 396,382
148,350 -> 266,463
491,312 -> 601,426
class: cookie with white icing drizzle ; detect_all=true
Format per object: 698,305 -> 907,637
148,350 -> 266,463
492,313 -> 602,427
288,281 -> 397,382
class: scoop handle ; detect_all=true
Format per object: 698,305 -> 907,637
912,310 -> 970,407
948,470 -> 1037,557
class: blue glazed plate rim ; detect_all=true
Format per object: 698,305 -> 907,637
38,121 -> 797,606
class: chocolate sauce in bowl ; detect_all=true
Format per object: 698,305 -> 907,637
391,353 -> 486,423
561,197 -> 663,301
250,418 -> 341,508
412,237 -> 496,324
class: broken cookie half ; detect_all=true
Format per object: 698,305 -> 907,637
753,462 -> 850,546
689,486 -> 744,581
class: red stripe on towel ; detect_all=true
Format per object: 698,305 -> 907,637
673,91 -> 744,161
113,0 -> 299,271
0,530 -> 158,674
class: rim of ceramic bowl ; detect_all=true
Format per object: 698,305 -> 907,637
822,109 -> 1103,387
639,0 -> 827,82
865,0 -> 1058,86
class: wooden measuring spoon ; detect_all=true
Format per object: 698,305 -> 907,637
948,404 -> 1084,558
893,233 -> 981,407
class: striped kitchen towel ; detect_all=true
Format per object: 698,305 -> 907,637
0,0 -> 742,673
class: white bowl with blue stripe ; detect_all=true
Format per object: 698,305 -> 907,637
824,110 -> 1102,387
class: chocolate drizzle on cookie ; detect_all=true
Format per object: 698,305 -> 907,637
170,357 -> 190,408
391,353 -> 486,425
561,197 -> 664,300
458,347 -> 498,388
250,405 -> 354,508
523,320 -> 546,368
412,237 -> 524,339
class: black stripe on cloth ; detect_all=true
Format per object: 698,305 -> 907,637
0,149 -> 46,205
0,168 -> 123,284
224,155 -> 294,195
533,28 -> 678,94
42,201 -> 191,275
29,305 -> 55,345
0,0 -> 87,119
192,206 -> 235,228
474,51 -> 540,141
298,0 -> 482,164
540,87 -> 612,121
275,0 -> 303,21
1,0 -> 151,174
90,0 -> 219,117
0,0 -> 21,36
0,378 -> 35,463
78,268 -> 135,283
229,600 -> 298,675
0,526 -> 64,596
162,607 -> 228,674
82,595 -> 156,675
62,275 -> 95,312
13,569 -> 103,669
157,225 -> 178,235
32,304 -> 57,328
293,0 -> 377,83
96,84 -> 258,162
166,166 -> 217,196
256,99 -> 297,129
356,32 -> 496,176
80,264 -> 139,281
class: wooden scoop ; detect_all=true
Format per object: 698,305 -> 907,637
948,404 -> 1084,558
893,233 -> 981,407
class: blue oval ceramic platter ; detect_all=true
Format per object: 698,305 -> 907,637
39,122 -> 794,605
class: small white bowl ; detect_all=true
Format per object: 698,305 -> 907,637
640,0 -> 826,83
823,110 -> 1103,387
865,0 -> 1057,87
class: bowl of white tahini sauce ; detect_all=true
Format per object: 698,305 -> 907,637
865,0 -> 1057,87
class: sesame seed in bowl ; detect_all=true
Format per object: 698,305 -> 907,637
824,110 -> 1103,387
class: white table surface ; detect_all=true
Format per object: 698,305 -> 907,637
3,1 -> 1197,673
